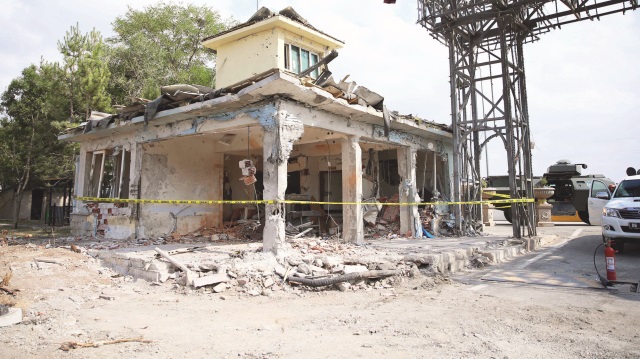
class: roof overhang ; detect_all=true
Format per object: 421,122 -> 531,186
202,15 -> 344,52
59,71 -> 450,143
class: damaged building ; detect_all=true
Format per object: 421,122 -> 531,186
59,7 -> 454,253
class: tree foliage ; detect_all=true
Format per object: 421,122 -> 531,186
107,2 -> 232,104
58,24 -> 111,122
0,2 -> 234,226
0,63 -> 76,227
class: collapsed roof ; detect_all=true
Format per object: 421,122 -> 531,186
61,69 -> 450,140
61,7 -> 450,140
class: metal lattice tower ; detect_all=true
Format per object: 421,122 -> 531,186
416,0 -> 638,238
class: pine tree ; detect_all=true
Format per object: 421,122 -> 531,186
58,24 -> 111,122
80,29 -> 111,117
57,23 -> 86,122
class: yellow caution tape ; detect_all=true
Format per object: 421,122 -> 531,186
482,191 -> 513,199
76,197 -> 267,205
76,196 -> 534,206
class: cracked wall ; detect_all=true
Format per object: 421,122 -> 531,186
138,136 -> 221,238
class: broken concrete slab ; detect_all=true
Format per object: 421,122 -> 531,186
343,265 -> 368,274
212,283 -> 227,293
192,273 -> 230,288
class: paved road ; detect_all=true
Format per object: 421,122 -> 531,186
462,223 -> 640,292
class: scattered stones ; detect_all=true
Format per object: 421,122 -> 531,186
8,228 -> 526,300
212,283 -> 227,293
263,278 -> 275,288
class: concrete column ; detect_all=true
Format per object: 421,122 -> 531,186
398,147 -> 423,238
74,149 -> 88,213
211,152 -> 224,228
129,143 -> 144,239
341,136 -> 363,243
262,109 -> 304,253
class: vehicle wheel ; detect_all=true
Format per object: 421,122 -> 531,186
578,211 -> 590,225
503,210 -> 526,224
504,210 -> 512,224
611,239 -> 625,252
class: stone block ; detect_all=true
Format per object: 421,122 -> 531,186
480,250 -> 502,263
212,283 -> 227,293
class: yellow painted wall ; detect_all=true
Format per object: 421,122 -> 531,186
214,26 -> 338,89
215,28 -> 280,89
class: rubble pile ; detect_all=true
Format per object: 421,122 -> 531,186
2,222 -> 525,298
83,236 -> 472,297
364,219 -> 401,239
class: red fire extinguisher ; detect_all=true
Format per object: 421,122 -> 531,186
605,241 -> 617,281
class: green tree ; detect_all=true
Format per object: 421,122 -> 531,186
58,24 -> 111,122
107,2 -> 233,104
0,63 -> 75,228
57,23 -> 85,122
80,29 -> 111,118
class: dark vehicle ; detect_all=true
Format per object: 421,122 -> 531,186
486,160 -> 615,225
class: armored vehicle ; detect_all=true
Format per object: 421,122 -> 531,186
486,160 -> 615,225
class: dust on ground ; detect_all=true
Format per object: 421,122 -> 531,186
1,240 -> 639,359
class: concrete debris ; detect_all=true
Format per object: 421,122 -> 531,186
1,224 -> 530,298
343,265 -> 368,274
212,283 -> 227,293
192,273 -> 230,288
0,306 -> 23,327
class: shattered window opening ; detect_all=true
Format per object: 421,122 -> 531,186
379,159 -> 401,187
284,43 -> 319,78
85,148 -> 131,199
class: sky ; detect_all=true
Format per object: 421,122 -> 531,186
0,0 -> 638,182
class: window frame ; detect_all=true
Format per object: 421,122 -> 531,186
85,148 -> 131,199
590,180 -> 609,198
284,43 -> 320,78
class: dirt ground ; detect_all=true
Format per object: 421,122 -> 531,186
1,242 -> 639,359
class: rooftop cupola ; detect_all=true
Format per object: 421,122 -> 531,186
202,7 -> 344,89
